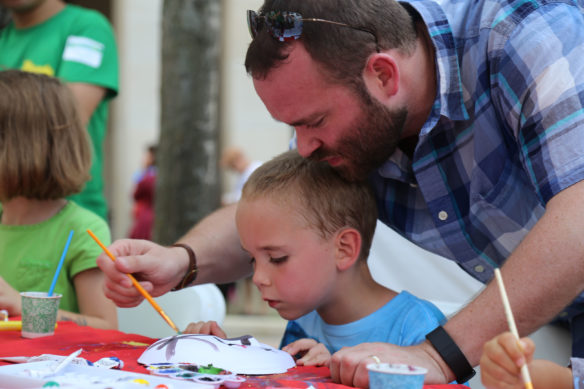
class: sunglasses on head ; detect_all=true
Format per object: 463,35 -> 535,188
247,10 -> 380,52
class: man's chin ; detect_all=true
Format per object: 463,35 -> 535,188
333,164 -> 370,182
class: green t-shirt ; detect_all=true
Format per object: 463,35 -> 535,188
0,202 -> 111,313
0,5 -> 119,221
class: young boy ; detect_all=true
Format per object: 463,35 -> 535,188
185,150 -> 446,366
480,331 -> 583,389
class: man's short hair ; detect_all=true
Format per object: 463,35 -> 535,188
245,0 -> 418,94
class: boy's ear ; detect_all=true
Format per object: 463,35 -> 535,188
362,53 -> 399,104
335,227 -> 362,271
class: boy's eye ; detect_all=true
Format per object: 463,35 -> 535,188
269,256 -> 288,264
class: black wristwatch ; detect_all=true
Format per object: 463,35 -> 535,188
425,326 -> 476,384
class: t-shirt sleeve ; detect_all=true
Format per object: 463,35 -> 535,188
496,4 -> 584,203
68,214 -> 111,278
398,298 -> 446,346
57,10 -> 119,98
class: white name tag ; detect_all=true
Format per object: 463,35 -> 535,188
62,36 -> 104,68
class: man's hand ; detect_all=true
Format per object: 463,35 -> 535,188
329,342 -> 448,388
96,239 -> 189,307
282,338 -> 332,366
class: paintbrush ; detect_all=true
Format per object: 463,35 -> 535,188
87,229 -> 181,334
494,268 -> 534,389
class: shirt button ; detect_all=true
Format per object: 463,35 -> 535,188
474,265 -> 485,273
438,210 -> 448,221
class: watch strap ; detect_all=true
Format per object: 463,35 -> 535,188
171,243 -> 198,291
425,325 -> 476,384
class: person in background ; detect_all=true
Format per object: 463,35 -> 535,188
128,144 -> 157,241
218,146 -> 263,312
0,0 -> 119,221
0,70 -> 117,329
480,331 -> 583,389
97,0 -> 584,386
220,146 -> 263,205
184,150 -> 446,367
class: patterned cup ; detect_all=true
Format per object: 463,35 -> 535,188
20,291 -> 61,338
367,363 -> 427,389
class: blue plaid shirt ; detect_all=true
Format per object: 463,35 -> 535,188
367,0 -> 584,288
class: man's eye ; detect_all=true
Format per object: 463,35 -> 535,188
270,256 -> 288,264
306,118 -> 324,129
249,257 -> 255,264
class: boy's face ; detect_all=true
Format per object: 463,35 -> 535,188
236,196 -> 340,321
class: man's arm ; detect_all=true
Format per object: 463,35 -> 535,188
330,180 -> 584,386
67,82 -> 106,124
98,204 -> 253,307
445,179 -> 584,372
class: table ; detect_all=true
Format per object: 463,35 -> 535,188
0,321 -> 469,388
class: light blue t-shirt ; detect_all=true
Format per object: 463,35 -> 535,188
280,290 -> 446,353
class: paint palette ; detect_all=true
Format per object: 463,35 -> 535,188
0,360 -> 216,388
147,363 -> 245,388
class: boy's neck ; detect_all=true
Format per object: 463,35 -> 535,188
0,197 -> 67,225
317,261 -> 397,325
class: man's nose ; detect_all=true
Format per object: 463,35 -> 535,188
295,130 -> 322,158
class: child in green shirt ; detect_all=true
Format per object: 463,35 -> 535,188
0,70 -> 117,329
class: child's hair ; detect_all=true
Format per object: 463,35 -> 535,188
0,70 -> 91,201
241,150 -> 378,261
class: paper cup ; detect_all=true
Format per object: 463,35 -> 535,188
367,363 -> 427,389
20,291 -> 61,338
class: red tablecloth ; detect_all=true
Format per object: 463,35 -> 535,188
0,321 -> 468,388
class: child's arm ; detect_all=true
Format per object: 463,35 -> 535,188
0,276 -> 23,315
182,320 -> 227,337
282,338 -> 331,367
480,331 -> 573,389
59,268 -> 118,329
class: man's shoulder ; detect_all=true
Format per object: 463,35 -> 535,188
64,4 -> 112,24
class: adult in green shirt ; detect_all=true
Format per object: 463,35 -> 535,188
0,0 -> 119,221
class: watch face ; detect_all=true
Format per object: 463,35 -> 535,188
138,334 -> 295,374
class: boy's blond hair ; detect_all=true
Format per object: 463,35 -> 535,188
0,70 -> 91,201
241,150 -> 378,261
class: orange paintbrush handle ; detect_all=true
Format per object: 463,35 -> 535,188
86,229 -> 180,334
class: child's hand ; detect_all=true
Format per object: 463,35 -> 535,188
480,331 -> 535,389
282,338 -> 331,366
0,276 -> 21,315
182,320 -> 227,337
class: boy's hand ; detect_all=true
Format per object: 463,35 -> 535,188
480,331 -> 535,389
182,320 -> 227,338
283,338 -> 331,366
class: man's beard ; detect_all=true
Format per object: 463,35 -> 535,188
311,96 -> 407,182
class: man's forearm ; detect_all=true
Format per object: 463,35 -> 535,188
440,180 -> 584,378
177,203 -> 253,286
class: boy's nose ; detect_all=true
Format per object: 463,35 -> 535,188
252,268 -> 270,288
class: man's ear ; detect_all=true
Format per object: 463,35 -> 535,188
362,53 -> 399,103
335,227 -> 362,271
